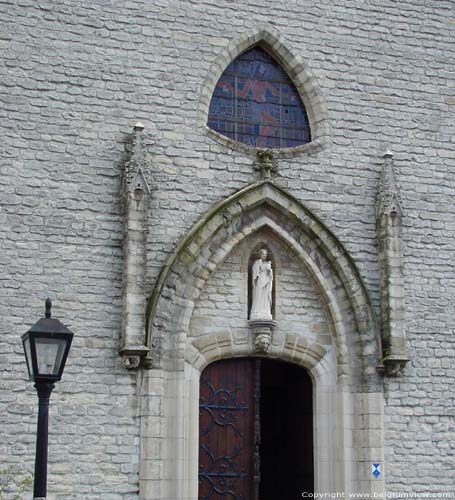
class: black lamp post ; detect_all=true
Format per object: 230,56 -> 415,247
22,299 -> 74,500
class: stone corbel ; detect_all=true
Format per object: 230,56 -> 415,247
377,356 -> 409,377
120,123 -> 151,369
249,319 -> 277,353
121,347 -> 149,370
375,151 -> 409,376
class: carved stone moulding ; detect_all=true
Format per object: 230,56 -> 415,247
253,149 -> 278,180
248,319 -> 278,354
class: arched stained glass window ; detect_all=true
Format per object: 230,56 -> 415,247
208,46 -> 311,149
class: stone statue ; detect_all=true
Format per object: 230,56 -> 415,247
250,249 -> 273,320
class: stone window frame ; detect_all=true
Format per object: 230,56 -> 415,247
197,24 -> 331,158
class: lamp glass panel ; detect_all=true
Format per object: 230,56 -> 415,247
23,336 -> 33,378
35,337 -> 67,376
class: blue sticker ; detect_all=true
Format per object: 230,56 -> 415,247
372,463 -> 381,478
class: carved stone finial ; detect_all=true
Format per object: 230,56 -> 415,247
375,150 -> 402,221
129,124 -> 145,173
253,149 -> 278,180
384,149 -> 393,158
123,124 -> 151,197
133,121 -> 145,133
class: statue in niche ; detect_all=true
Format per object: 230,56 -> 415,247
250,249 -> 273,320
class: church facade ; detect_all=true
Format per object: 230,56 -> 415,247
1,1 -> 454,499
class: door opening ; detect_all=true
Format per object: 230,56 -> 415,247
260,359 -> 313,498
198,358 -> 313,499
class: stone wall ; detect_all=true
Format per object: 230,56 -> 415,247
1,0 -> 454,497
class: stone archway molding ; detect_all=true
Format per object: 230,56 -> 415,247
180,339 -> 340,499
186,331 -> 327,373
197,23 -> 331,157
139,180 -> 387,500
145,180 -> 382,380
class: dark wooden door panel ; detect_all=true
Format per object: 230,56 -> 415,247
199,358 -> 255,500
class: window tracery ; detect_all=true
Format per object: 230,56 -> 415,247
208,46 -> 311,149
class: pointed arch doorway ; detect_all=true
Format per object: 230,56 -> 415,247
198,358 -> 313,499
141,180 -> 385,499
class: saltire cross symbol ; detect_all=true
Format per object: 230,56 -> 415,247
372,463 -> 381,478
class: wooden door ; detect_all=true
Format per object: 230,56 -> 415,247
198,358 -> 256,500
198,358 -> 313,500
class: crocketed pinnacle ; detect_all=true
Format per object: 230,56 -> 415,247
375,150 -> 402,221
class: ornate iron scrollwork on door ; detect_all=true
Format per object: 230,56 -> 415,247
199,376 -> 248,437
199,446 -> 248,500
199,359 -> 255,499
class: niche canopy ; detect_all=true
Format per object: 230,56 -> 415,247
208,46 -> 311,149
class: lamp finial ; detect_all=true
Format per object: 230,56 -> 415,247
45,298 -> 52,319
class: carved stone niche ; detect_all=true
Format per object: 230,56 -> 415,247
248,319 -> 277,354
247,243 -> 277,353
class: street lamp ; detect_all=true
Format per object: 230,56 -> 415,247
22,298 -> 74,500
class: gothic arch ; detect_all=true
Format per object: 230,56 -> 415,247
193,216 -> 350,371
197,24 -> 331,156
180,334 -> 340,499
140,180 -> 386,499
145,180 -> 382,387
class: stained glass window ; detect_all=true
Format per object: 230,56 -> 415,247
208,46 -> 311,149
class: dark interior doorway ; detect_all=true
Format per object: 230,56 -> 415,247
198,358 -> 313,500
260,359 -> 314,499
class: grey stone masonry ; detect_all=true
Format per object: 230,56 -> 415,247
0,0 -> 454,498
